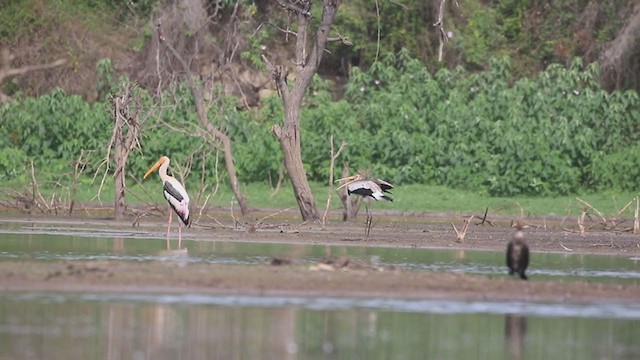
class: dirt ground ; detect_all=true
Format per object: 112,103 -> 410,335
1,209 -> 640,304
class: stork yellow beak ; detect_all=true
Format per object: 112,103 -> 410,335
143,158 -> 164,179
335,175 -> 358,190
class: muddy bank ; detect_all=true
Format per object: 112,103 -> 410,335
1,260 -> 639,304
1,212 -> 639,304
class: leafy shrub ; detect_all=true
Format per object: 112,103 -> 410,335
2,53 -> 639,197
0,89 -> 110,176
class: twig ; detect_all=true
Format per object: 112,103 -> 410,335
615,197 -> 636,217
451,215 -> 474,243
195,193 -> 212,225
474,207 -> 495,226
30,160 -> 49,213
322,135 -> 348,226
576,197 -> 608,226
578,210 -> 587,237
270,161 -> 285,197
258,207 -> 294,225
635,196 -> 639,235
560,243 -> 573,252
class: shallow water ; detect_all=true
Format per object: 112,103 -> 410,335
0,292 -> 639,360
1,222 -> 639,359
0,224 -> 639,284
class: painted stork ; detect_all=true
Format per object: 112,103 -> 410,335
336,174 -> 394,202
506,222 -> 530,280
143,156 -> 190,249
336,173 -> 393,235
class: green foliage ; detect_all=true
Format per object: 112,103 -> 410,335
96,58 -> 116,102
331,53 -> 640,196
0,89 -> 111,178
0,0 -> 39,41
457,5 -> 506,67
3,53 -> 639,198
589,144 -> 640,192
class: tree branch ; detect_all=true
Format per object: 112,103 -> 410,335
433,0 -> 451,62
0,48 -> 67,102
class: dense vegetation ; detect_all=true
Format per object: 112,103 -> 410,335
2,52 -> 639,197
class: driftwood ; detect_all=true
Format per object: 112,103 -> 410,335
569,197 -> 640,236
451,215 -> 474,243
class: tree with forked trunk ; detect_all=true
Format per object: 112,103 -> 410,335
262,0 -> 343,222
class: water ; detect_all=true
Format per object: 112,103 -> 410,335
0,225 -> 639,284
0,222 -> 639,359
0,292 -> 638,360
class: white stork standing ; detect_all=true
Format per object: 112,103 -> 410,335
143,156 -> 190,249
336,173 -> 393,236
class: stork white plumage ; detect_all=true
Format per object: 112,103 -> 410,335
336,173 -> 393,236
144,156 -> 190,249
337,173 -> 394,201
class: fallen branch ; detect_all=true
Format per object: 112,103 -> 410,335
576,197 -> 608,227
474,207 -> 495,226
451,215 -> 474,243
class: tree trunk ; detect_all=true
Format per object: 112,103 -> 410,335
264,0 -> 342,222
112,83 -> 141,221
114,147 -> 128,221
273,120 -> 319,221
600,2 -> 640,90
338,164 -> 361,221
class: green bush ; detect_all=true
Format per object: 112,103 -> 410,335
0,89 -> 110,177
2,54 -> 639,197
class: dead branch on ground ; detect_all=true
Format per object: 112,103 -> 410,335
474,207 -> 495,226
573,197 -> 640,235
451,215 -> 474,243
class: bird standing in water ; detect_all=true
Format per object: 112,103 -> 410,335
144,156 -> 190,249
506,221 -> 530,280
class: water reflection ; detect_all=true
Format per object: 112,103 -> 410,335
1,293 -> 639,360
505,314 -> 527,360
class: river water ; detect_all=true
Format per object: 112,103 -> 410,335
0,222 -> 638,359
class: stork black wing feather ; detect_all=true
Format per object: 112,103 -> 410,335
349,188 -> 374,198
164,181 -> 184,202
374,179 -> 394,193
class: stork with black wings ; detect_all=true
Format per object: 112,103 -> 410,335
336,172 -> 394,236
143,156 -> 190,250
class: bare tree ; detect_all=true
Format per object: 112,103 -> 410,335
110,83 -> 142,221
158,23 -> 249,216
262,0 -> 343,222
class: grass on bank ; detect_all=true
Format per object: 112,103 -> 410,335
5,175 -> 639,220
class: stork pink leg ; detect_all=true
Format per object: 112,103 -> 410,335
166,207 -> 172,250
178,222 -> 183,249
